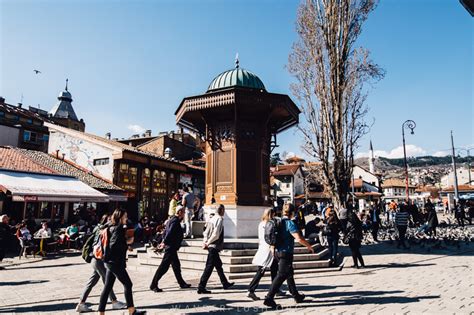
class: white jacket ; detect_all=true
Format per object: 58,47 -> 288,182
252,221 -> 274,267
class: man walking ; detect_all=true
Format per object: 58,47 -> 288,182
263,204 -> 314,310
150,206 -> 190,292
0,215 -> 11,268
197,204 -> 234,294
182,186 -> 195,238
395,204 -> 410,249
370,202 -> 381,242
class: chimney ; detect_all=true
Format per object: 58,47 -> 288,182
105,132 -> 111,140
17,103 -> 22,108
62,153 -> 65,160
145,129 -> 152,137
0,96 -> 4,105
56,150 -> 60,158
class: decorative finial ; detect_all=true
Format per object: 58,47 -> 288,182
235,53 -> 239,69
65,78 -> 69,91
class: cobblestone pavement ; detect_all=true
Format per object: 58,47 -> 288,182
0,242 -> 473,314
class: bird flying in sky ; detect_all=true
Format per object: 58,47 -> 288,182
33,69 -> 41,74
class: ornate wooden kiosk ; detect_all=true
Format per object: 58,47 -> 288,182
175,60 -> 299,237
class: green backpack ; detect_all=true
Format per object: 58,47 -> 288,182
81,226 -> 101,263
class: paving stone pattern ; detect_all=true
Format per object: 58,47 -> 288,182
0,242 -> 473,314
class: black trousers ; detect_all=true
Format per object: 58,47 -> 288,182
348,239 -> 364,267
150,248 -> 186,288
397,225 -> 408,248
266,252 -> 298,300
248,258 -> 278,293
198,247 -> 229,290
371,222 -> 379,241
98,263 -> 134,312
0,244 -> 5,262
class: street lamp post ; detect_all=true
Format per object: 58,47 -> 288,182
402,120 -> 416,203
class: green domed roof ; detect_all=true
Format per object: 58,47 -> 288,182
207,67 -> 266,92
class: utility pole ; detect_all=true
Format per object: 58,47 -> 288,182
450,131 -> 459,203
467,149 -> 472,184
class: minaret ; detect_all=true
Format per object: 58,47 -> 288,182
369,140 -> 375,173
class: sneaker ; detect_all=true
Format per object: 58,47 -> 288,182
112,301 -> 127,310
223,282 -> 235,290
294,293 -> 305,303
263,298 -> 282,310
132,310 -> 146,315
75,303 -> 92,313
247,291 -> 260,301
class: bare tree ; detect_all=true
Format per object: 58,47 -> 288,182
288,0 -> 384,208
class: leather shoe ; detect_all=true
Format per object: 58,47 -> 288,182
197,288 -> 211,294
263,298 -> 282,310
294,293 -> 305,303
223,282 -> 235,290
150,287 -> 162,293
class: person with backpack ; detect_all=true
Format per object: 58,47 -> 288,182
97,209 -> 145,315
197,204 -> 234,294
76,215 -> 126,313
246,208 -> 279,301
263,204 -> 314,310
149,206 -> 191,292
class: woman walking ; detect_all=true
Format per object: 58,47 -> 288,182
97,209 -> 145,315
76,215 -> 126,313
325,210 -> 341,266
246,208 -> 279,301
345,209 -> 365,268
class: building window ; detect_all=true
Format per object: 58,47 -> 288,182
23,131 -> 31,141
118,163 -> 137,191
286,183 -> 290,188
23,131 -> 37,142
93,158 -> 110,166
0,111 -> 4,117
43,134 -> 49,142
142,168 -> 151,193
27,118 -> 33,124
152,170 -> 167,195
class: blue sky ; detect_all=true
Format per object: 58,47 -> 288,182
1,0 -> 472,160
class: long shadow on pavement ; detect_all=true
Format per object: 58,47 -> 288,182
304,294 -> 441,308
0,280 -> 49,286
0,302 -> 77,313
5,262 -> 83,270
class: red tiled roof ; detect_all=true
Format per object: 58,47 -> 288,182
442,185 -> 474,192
271,164 -> 302,176
0,146 -> 56,174
382,178 -> 416,189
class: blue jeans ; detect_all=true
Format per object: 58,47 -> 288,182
327,235 -> 339,262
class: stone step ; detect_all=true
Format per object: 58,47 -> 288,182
174,243 -> 322,257
138,254 -> 331,273
144,247 -> 328,265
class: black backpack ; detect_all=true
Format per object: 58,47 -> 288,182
264,217 -> 284,246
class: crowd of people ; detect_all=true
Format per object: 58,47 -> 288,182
1,190 -> 473,313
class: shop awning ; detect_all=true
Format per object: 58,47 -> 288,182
0,169 -> 109,203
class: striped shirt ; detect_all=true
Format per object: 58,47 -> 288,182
395,211 -> 410,226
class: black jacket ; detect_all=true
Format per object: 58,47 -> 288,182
427,210 -> 438,228
0,223 -> 11,245
346,212 -> 363,242
105,224 -> 128,267
163,216 -> 184,251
